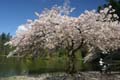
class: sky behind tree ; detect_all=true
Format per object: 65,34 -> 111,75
0,0 -> 106,35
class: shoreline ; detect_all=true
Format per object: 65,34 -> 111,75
1,72 -> 120,80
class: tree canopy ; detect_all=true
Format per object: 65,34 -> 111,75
5,4 -> 120,63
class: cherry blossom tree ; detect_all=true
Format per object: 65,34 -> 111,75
5,4 -> 120,74
5,4 -> 83,73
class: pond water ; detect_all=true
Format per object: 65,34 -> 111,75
0,57 -> 25,76
0,56 -> 93,77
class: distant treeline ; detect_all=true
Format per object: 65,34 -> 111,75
0,32 -> 12,55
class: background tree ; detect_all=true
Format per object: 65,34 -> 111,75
98,0 -> 120,21
0,33 -> 12,55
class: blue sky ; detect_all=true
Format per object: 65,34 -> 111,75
0,0 -> 106,35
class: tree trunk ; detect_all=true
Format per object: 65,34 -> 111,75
67,50 -> 76,74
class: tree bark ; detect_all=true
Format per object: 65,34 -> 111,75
66,38 -> 84,74
67,50 -> 76,74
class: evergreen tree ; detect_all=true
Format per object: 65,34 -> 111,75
0,33 -> 12,55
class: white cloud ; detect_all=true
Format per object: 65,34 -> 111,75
17,25 -> 28,31
16,25 -> 28,36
